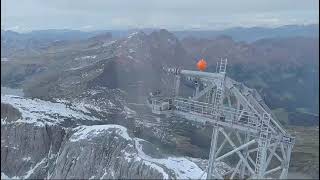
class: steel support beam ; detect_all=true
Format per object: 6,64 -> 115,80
216,139 -> 256,161
220,128 -> 255,174
207,126 -> 222,179
280,144 -> 292,179
216,131 -> 232,157
240,133 -> 250,178
230,159 -> 242,179
265,166 -> 282,176
236,131 -> 243,144
264,141 -> 281,175
192,83 -> 215,100
158,64 -> 294,180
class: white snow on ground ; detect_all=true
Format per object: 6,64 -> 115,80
167,38 -> 177,45
86,89 -> 103,96
74,55 -> 97,60
69,124 -> 206,179
127,32 -> 138,39
24,158 -> 46,179
1,95 -> 227,179
79,102 -> 102,112
102,40 -> 116,47
1,95 -> 98,126
70,125 -> 131,142
143,160 -> 170,179
54,98 -> 100,115
1,172 -> 10,179
71,98 -> 120,115
1,172 -> 19,180
22,157 -> 31,161
68,64 -> 92,71
133,138 -> 205,179
1,57 -> 9,62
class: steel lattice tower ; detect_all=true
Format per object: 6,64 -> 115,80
149,59 -> 295,179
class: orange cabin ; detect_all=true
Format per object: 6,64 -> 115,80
197,59 -> 207,71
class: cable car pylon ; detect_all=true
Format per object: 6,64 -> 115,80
148,58 -> 294,179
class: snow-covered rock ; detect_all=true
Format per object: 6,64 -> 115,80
1,95 -> 223,179
1,94 -> 100,126
50,124 -> 206,179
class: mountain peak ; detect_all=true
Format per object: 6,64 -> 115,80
149,29 -> 175,38
127,31 -> 146,39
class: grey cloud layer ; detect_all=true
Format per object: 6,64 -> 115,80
1,0 -> 319,31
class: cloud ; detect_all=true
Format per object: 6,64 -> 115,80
2,0 -> 319,31
81,25 -> 93,29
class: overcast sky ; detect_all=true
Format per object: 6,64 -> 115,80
1,0 -> 319,32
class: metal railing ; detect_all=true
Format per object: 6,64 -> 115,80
174,98 -> 260,130
172,98 -> 295,145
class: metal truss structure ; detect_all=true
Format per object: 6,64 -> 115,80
149,59 -> 295,179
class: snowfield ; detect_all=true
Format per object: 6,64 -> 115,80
133,138 -> 206,179
70,125 -> 131,142
70,124 -> 209,179
1,94 -> 99,126
74,55 -> 97,60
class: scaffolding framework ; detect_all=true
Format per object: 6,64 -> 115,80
149,59 -> 295,179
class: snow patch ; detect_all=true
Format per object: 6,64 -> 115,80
2,158 -> 48,179
143,161 -> 169,179
128,32 -> 138,39
24,158 -> 46,179
70,125 -> 131,142
102,40 -> 116,47
133,138 -> 204,179
22,157 -> 31,161
1,57 -> 9,62
74,55 -> 97,60
1,95 -> 98,126
1,172 -> 19,180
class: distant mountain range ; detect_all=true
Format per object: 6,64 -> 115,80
1,26 -> 319,126
1,25 -> 319,179
1,24 -> 318,44
174,24 -> 319,42
2,24 -> 318,58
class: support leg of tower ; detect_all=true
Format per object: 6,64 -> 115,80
207,126 -> 221,179
254,139 -> 269,178
280,144 -> 293,179
240,133 -> 250,178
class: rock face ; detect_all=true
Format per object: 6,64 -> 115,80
1,95 -> 207,179
49,125 -> 204,179
1,123 -> 65,179
4,30 -> 191,101
48,125 -> 164,179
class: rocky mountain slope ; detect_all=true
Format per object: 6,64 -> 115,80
0,29 -> 113,58
2,94 -> 234,179
181,36 -> 319,125
1,29 -> 191,103
1,28 -> 318,179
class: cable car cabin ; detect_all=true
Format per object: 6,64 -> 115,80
151,98 -> 172,115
